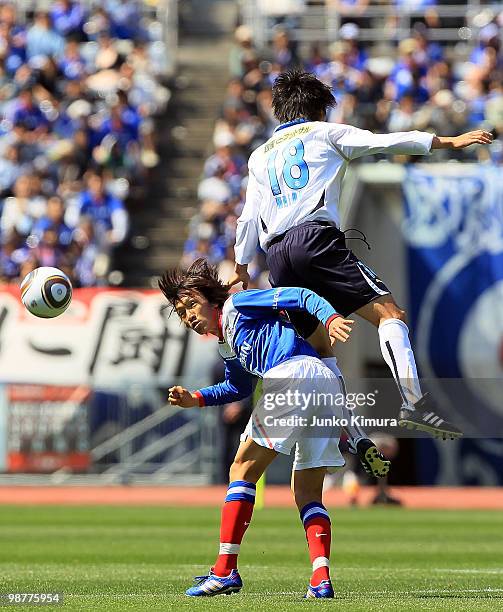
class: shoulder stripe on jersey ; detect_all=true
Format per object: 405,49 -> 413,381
221,297 -> 241,348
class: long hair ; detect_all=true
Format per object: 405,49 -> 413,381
158,258 -> 229,312
272,70 -> 336,123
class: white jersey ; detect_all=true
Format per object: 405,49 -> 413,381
234,119 -> 434,264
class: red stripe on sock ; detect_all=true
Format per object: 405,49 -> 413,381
213,500 -> 254,576
304,516 -> 331,586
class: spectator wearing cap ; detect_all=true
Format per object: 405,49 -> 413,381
26,12 -> 64,61
229,26 -> 255,79
338,22 -> 368,71
470,23 -> 501,68
50,0 -> 86,39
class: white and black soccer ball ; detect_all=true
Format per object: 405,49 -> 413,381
20,267 -> 73,318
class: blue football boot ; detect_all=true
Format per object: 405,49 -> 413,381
305,579 -> 335,598
185,569 -> 242,597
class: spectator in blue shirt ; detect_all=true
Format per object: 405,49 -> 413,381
105,0 -> 143,40
32,196 -> 73,247
50,0 -> 86,39
13,89 -> 48,132
26,12 -> 64,60
58,40 -> 87,81
78,171 -> 128,245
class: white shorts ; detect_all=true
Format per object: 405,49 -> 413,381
240,355 -> 345,472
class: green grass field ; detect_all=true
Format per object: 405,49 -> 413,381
1,505 -> 502,611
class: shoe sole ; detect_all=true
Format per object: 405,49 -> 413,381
361,445 -> 391,478
305,591 -> 335,599
186,586 -> 242,597
398,418 -> 463,440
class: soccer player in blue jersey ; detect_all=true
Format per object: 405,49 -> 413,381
160,258 -> 390,599
229,70 -> 493,439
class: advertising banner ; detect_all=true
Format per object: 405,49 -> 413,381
0,287 -> 217,388
403,166 -> 503,483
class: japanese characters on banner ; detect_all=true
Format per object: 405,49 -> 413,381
0,287 -> 218,389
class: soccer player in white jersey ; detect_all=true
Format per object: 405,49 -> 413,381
160,258 -> 389,599
229,70 -> 493,439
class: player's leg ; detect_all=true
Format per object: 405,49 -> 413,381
269,224 -> 461,439
355,294 -> 422,406
355,295 -> 462,438
307,323 -> 368,442
186,439 -> 277,596
289,360 -> 348,598
306,323 -> 390,477
213,438 -> 277,575
291,466 -> 334,597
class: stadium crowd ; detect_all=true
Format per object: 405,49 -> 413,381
0,0 -> 170,287
183,7 -> 503,283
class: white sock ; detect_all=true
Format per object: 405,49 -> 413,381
322,357 -> 367,448
378,318 -> 422,408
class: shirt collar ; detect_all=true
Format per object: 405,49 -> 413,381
273,117 -> 308,133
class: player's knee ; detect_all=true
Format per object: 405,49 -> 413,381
394,308 -> 407,323
381,305 -> 407,324
229,459 -> 259,483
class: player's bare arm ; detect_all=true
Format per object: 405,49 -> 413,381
431,130 -> 493,150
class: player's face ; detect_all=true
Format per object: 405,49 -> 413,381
175,292 -> 218,335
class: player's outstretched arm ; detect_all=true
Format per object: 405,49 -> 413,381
168,386 -> 200,408
431,130 -> 493,150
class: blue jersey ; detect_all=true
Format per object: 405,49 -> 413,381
196,287 -> 339,406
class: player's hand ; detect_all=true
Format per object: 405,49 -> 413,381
452,130 -> 493,149
328,317 -> 354,345
227,264 -> 250,290
168,386 -> 199,408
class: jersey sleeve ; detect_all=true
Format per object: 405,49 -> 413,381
232,287 -> 340,328
234,159 -> 261,265
197,357 -> 255,406
328,124 -> 434,160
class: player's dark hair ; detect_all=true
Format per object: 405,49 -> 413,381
159,258 -> 229,312
272,70 -> 336,123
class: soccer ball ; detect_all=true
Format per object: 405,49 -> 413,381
20,267 -> 73,318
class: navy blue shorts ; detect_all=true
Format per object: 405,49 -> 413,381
266,221 -> 390,338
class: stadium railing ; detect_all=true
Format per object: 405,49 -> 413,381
0,381 -> 219,485
239,0 -> 499,46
